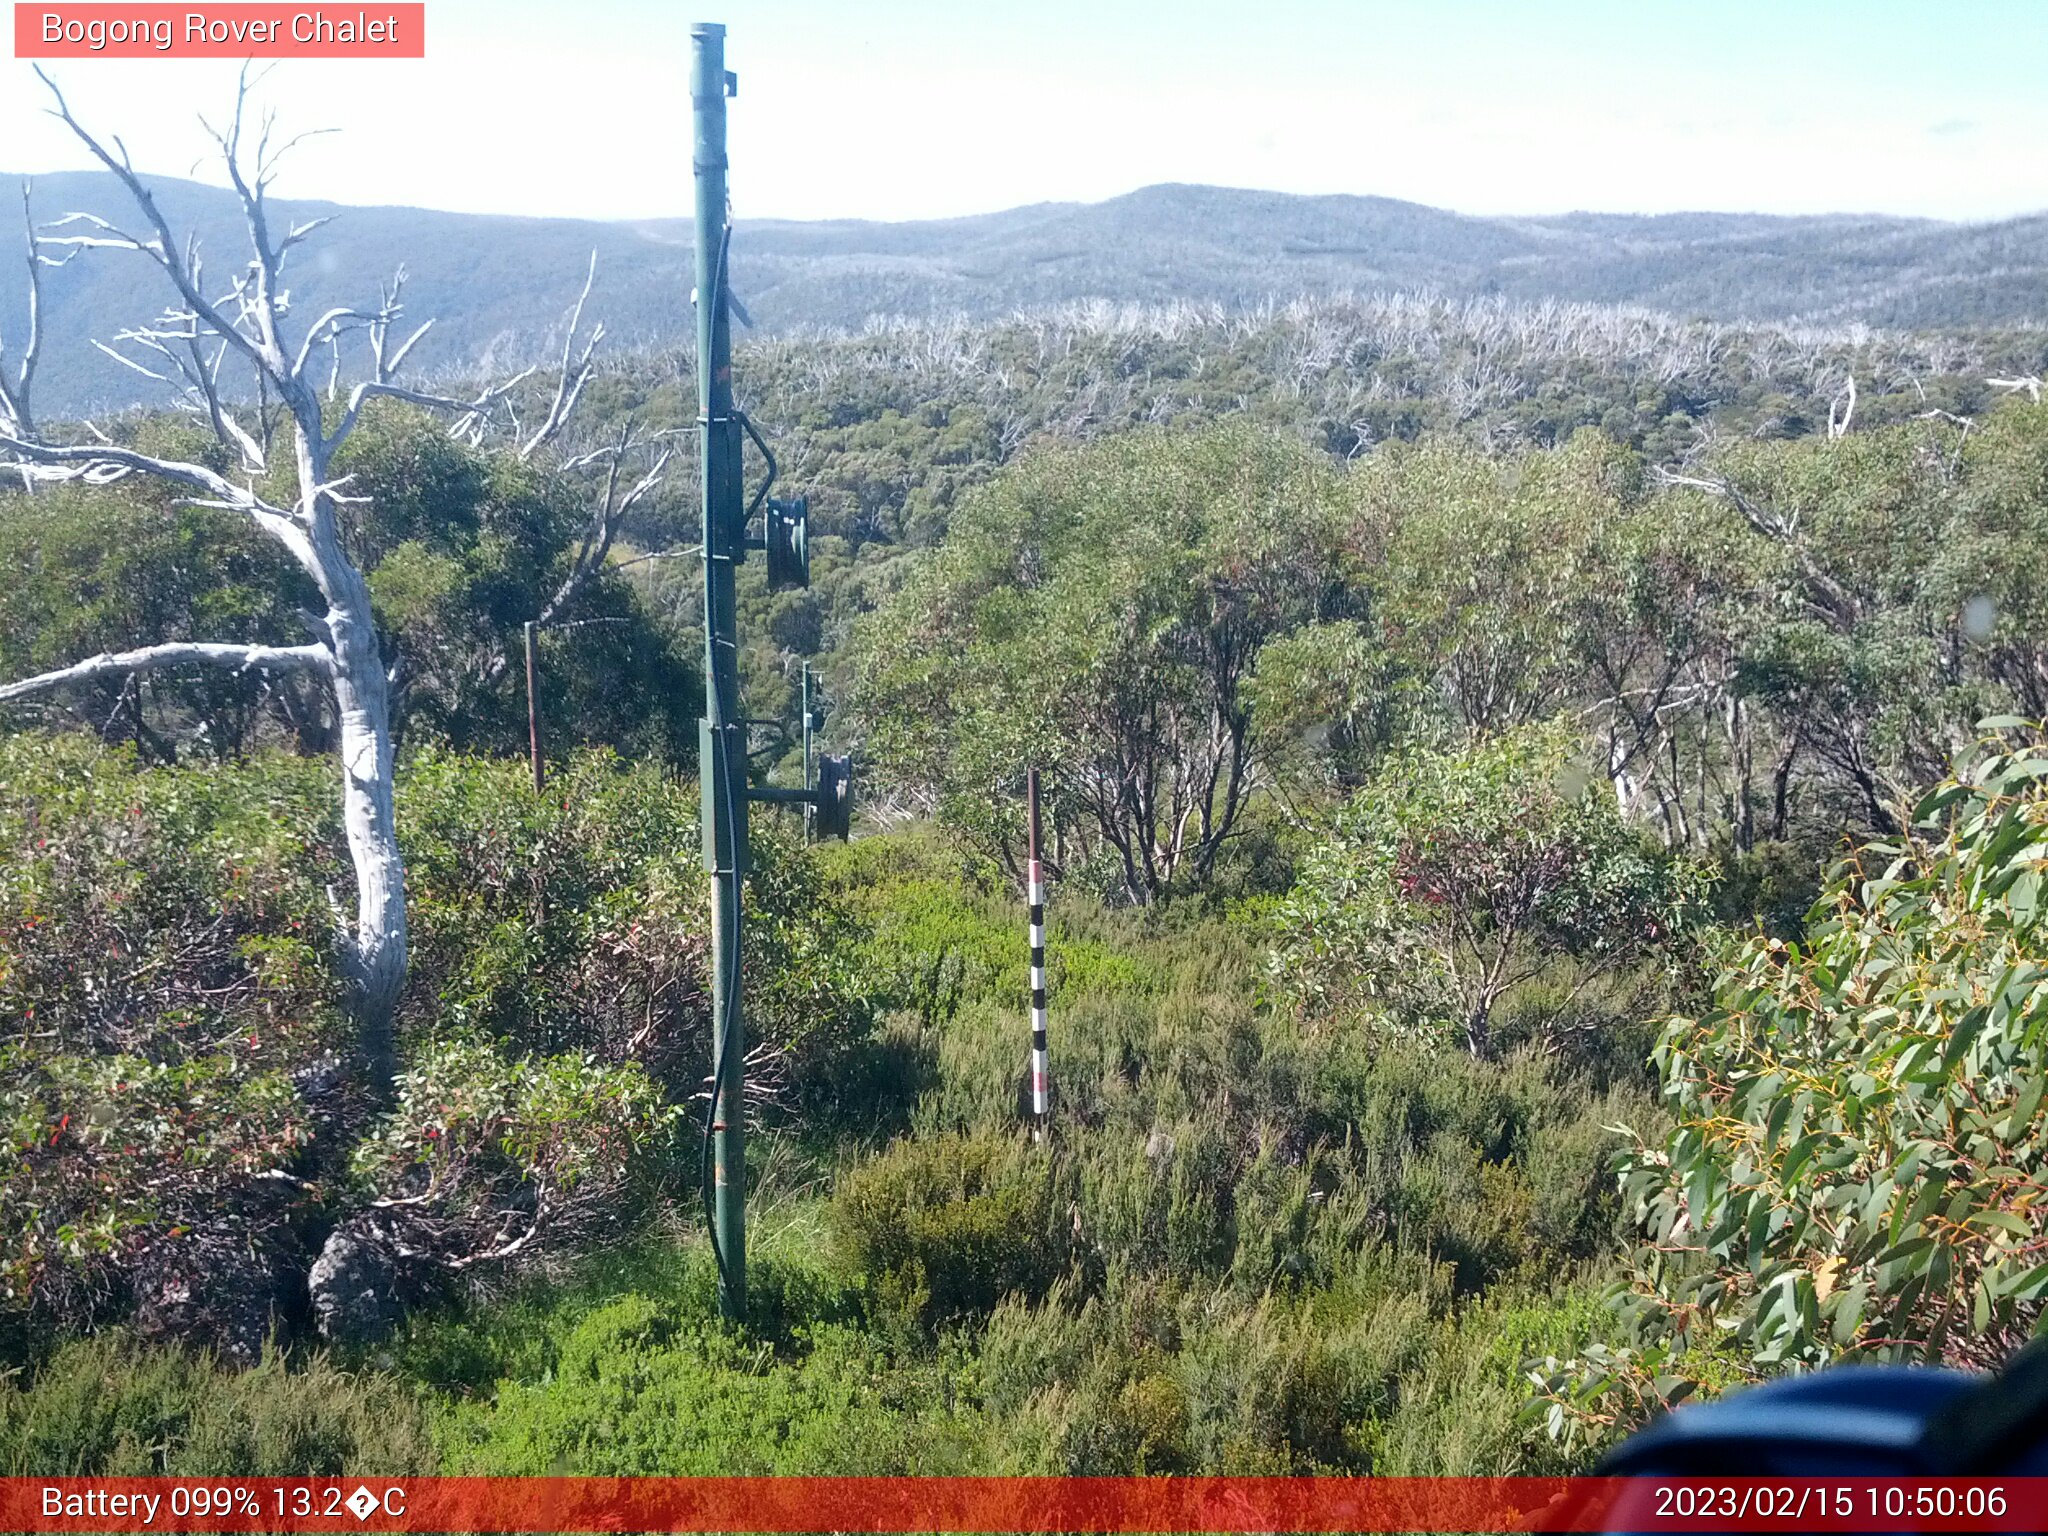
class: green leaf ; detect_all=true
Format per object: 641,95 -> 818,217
1967,1209 -> 2034,1238
2006,1074 -> 2048,1144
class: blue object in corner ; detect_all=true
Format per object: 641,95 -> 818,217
1600,1365 -> 1981,1477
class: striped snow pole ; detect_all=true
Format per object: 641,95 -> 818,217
1026,767 -> 1050,1122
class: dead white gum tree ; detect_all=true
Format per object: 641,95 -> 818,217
0,68 -> 637,1096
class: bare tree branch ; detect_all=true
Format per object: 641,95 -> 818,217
518,249 -> 604,461
1653,464 -> 1861,628
1828,372 -> 1856,439
35,66 -> 280,385
0,430 -> 317,567
476,422 -> 677,686
536,427 -> 674,628
0,641 -> 330,704
609,545 -> 701,572
0,179 -> 67,455
1915,408 -> 1975,479
328,370 -> 536,454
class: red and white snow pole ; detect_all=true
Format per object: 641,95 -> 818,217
1026,767 -> 1050,1126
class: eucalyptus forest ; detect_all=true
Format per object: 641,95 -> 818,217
1,74 -> 2047,1482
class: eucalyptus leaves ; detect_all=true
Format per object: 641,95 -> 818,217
1535,725 -> 2048,1446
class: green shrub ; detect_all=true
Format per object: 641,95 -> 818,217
1363,1286 -> 1610,1475
434,1306 -> 973,1475
0,734 -> 345,1341
402,745 -> 874,1114
1072,1116 -> 1239,1284
976,1251 -> 1464,1474
346,1035 -> 680,1274
0,735 -> 877,1355
832,1133 -> 1069,1333
1270,721 -> 1707,1058
0,1334 -> 433,1475
397,746 -> 709,1081
1266,1031 -> 1648,1293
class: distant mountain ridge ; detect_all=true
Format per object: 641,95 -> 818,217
5,173 -> 2046,414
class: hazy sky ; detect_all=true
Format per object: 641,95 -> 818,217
3,0 -> 2043,224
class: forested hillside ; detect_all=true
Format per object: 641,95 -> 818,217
4,131 -> 2048,1480
9,170 -> 2048,410
575,291 -> 2048,784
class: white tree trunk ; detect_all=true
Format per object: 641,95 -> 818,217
324,554 -> 407,1085
287,361 -> 411,1089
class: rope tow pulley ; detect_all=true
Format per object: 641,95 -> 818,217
813,752 -> 853,840
745,750 -> 854,842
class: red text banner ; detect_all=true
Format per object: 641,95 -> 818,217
5,1476 -> 2048,1533
14,5 -> 424,58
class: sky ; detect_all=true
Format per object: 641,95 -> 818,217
3,0 -> 2045,225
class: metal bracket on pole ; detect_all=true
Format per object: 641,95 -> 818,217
746,754 -> 853,841
699,720 -> 747,877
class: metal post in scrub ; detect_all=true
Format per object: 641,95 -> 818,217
1026,768 -> 1051,1135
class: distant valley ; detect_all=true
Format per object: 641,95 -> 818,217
4,172 -> 2045,412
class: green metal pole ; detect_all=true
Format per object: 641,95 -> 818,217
692,19 -> 746,1323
